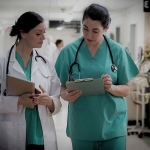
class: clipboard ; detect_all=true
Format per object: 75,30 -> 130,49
6,75 -> 42,109
6,74 -> 35,96
66,78 -> 105,97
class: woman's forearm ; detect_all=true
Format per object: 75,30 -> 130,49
108,83 -> 130,97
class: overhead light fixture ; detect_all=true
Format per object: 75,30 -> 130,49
56,27 -> 63,31
64,14 -> 72,22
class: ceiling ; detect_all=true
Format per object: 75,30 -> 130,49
0,0 -> 141,28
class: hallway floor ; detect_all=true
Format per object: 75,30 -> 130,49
53,99 -> 150,150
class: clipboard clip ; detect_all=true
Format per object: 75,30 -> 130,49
74,78 -> 93,83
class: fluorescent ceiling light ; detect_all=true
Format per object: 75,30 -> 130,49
57,0 -> 77,7
64,14 -> 73,22
56,27 -> 63,30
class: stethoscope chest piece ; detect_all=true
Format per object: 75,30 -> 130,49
111,64 -> 118,72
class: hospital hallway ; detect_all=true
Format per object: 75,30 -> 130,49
53,98 -> 150,150
1,0 -> 150,150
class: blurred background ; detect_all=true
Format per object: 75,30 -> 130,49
0,0 -> 150,150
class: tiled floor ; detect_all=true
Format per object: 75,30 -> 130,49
53,98 -> 150,150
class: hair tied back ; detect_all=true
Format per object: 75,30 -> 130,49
10,24 -> 18,36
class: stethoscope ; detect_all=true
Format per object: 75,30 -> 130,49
68,35 -> 118,81
3,44 -> 47,96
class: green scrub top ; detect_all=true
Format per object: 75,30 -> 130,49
15,52 -> 44,145
55,36 -> 139,141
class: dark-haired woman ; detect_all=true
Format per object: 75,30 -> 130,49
0,12 -> 61,150
55,4 -> 139,150
53,39 -> 63,64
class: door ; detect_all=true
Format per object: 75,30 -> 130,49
130,24 -> 136,60
116,27 -> 120,43
110,33 -> 114,40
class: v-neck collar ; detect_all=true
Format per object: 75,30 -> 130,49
15,51 -> 32,71
81,37 -> 106,62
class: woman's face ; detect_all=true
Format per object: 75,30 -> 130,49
82,17 -> 109,47
22,22 -> 46,48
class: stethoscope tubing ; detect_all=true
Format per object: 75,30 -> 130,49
68,35 -> 118,81
6,44 -> 47,75
3,44 -> 47,96
103,35 -> 114,64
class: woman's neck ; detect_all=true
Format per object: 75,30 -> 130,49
16,40 -> 33,59
16,40 -> 33,69
87,36 -> 104,49
85,36 -> 104,57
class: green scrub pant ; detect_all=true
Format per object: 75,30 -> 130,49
71,136 -> 126,150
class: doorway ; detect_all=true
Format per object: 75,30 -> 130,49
116,27 -> 120,43
110,33 -> 114,40
130,24 -> 136,60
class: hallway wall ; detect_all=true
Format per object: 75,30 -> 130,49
144,13 -> 150,48
107,2 -> 145,61
1,28 -> 81,54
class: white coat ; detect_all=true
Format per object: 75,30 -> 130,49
43,43 -> 57,64
53,48 -> 60,65
0,45 -> 62,150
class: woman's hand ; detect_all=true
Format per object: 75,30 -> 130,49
101,74 -> 130,97
101,74 -> 112,92
33,85 -> 53,106
18,93 -> 37,109
61,89 -> 82,103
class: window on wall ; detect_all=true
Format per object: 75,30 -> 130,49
110,33 -> 114,40
130,24 -> 136,60
116,27 -> 120,43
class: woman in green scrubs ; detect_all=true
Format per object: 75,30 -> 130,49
55,4 -> 139,150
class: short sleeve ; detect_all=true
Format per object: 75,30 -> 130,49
55,49 -> 69,85
116,48 -> 139,85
